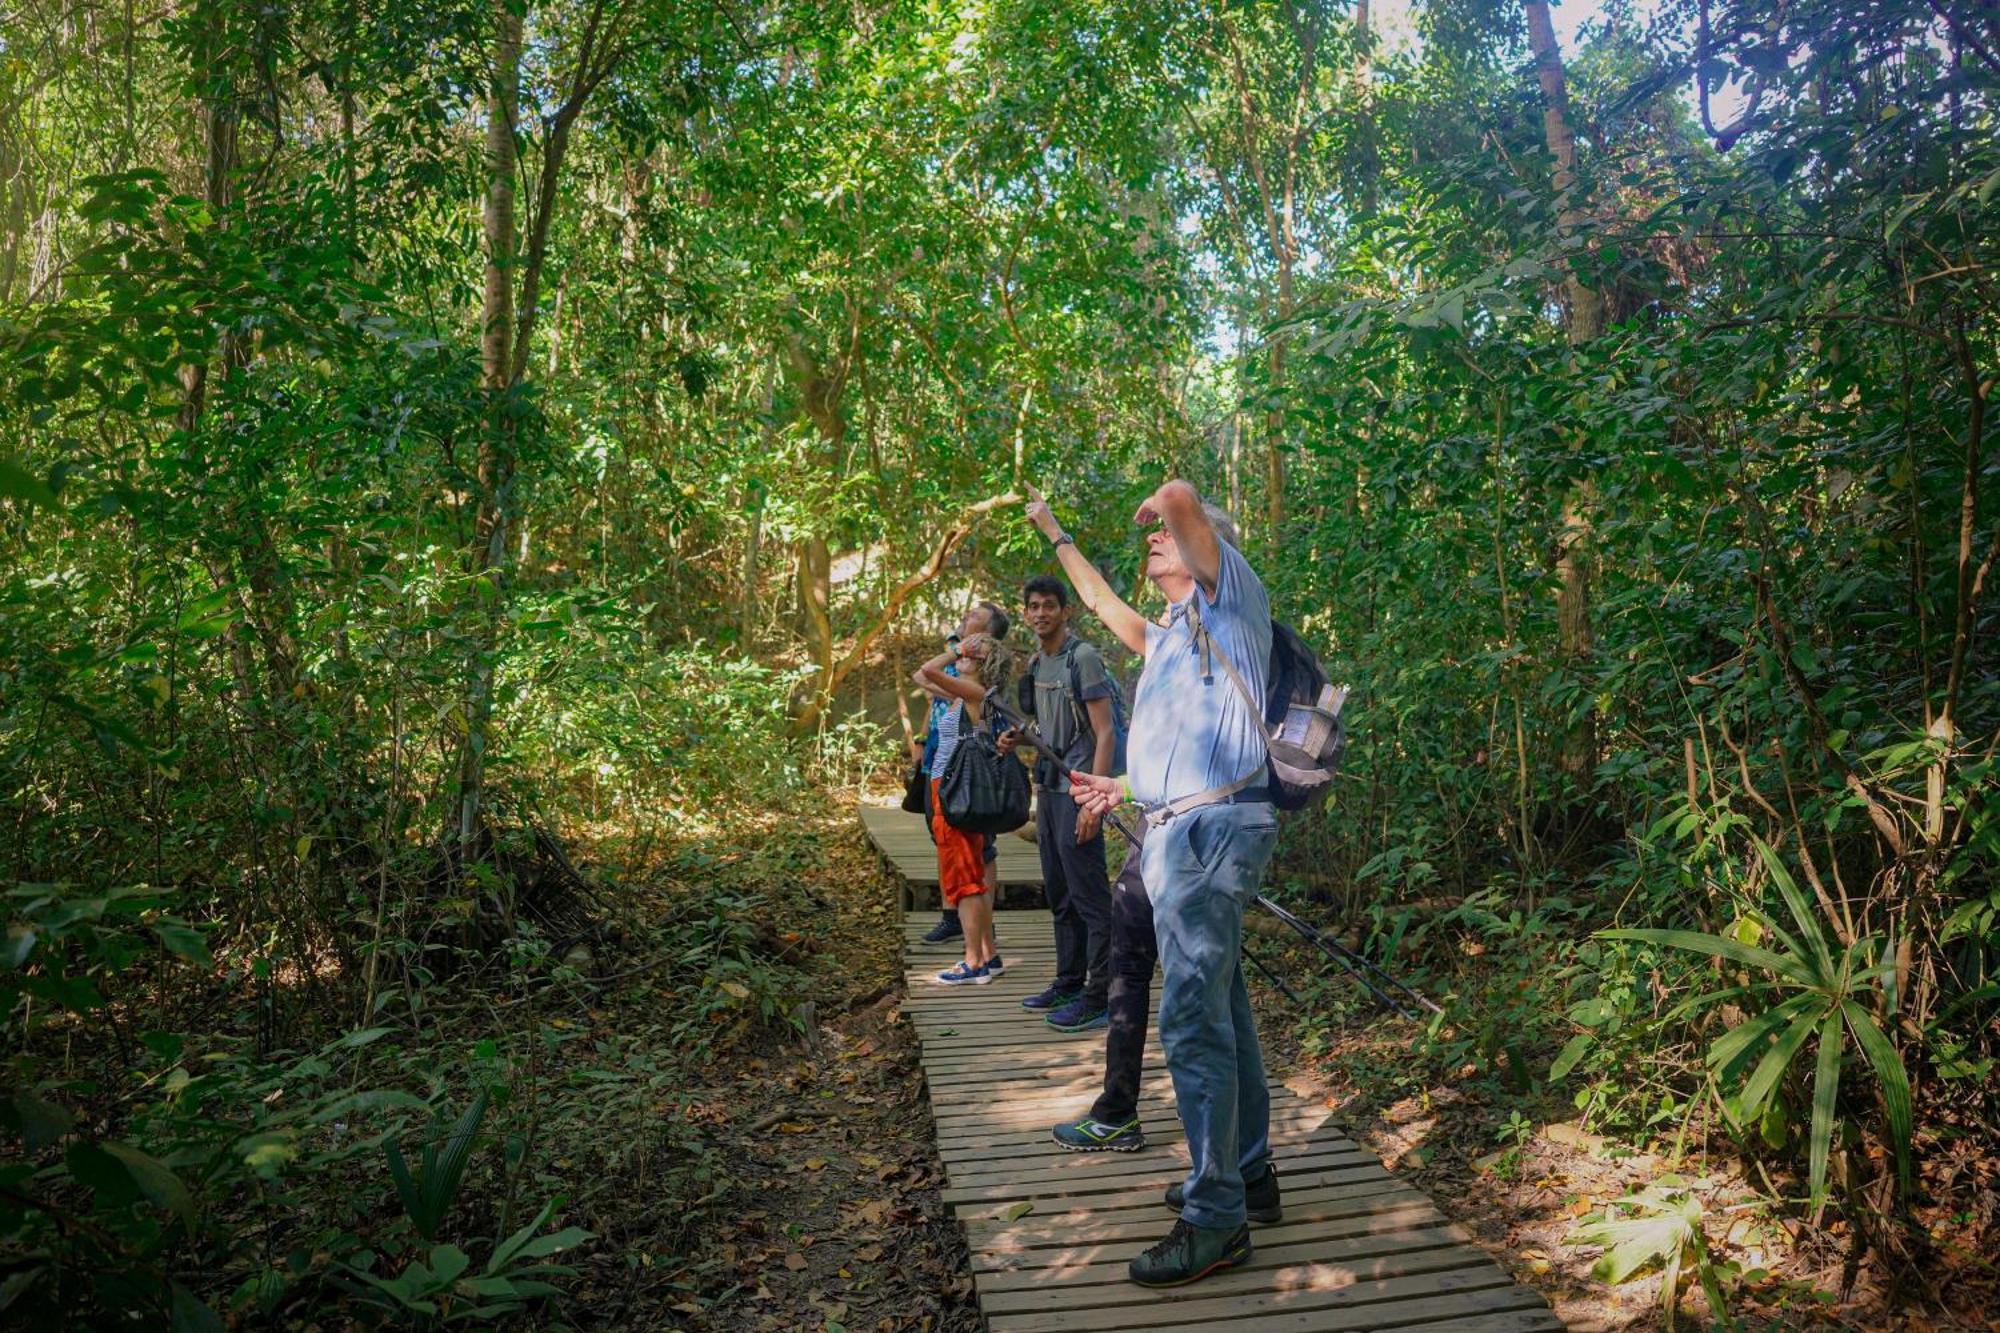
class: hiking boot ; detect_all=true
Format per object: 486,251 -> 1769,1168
1051,1115 -> 1145,1153
920,915 -> 963,946
933,961 -> 992,986
1046,998 -> 1109,1033
1164,1162 -> 1282,1224
1126,1217 -> 1252,1288
1019,984 -> 1078,1012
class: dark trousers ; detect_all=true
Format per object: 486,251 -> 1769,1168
1035,788 -> 1112,1005
1089,844 -> 1156,1125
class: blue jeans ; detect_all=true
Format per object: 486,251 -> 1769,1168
1142,800 -> 1279,1231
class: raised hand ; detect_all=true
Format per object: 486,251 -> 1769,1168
1023,483 -> 1064,542
1132,490 -> 1162,526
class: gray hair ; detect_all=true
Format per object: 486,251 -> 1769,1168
1202,503 -> 1239,549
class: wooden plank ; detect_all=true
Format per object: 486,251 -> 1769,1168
944,1161 -> 1398,1212
986,1284 -> 1553,1333
979,1247 -> 1506,1316
962,1179 -> 1428,1245
972,1200 -> 1446,1269
942,1143 -> 1370,1195
935,1103 -> 1335,1157
975,1226 -> 1476,1294
1388,1313 -> 1570,1333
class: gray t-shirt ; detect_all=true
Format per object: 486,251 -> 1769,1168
1030,635 -> 1113,793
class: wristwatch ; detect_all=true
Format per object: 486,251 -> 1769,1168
1053,532 -> 1075,548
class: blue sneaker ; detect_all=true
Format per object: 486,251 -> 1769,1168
1020,984 -> 1079,1012
934,961 -> 992,986
921,915 -> 964,947
984,954 -> 1004,975
1052,1115 -> 1146,1153
1047,998 -> 1109,1033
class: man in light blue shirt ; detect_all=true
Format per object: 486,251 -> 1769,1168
1025,479 -> 1281,1288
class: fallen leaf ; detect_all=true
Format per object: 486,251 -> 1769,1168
785,1252 -> 807,1271
998,1201 -> 1035,1221
805,1157 -> 828,1170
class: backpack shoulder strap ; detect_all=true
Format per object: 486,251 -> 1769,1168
1186,600 -> 1270,740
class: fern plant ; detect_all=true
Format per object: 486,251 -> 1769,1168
385,1088 -> 491,1241
1601,837 -> 1913,1214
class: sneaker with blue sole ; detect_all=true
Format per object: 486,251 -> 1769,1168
1047,998 -> 1109,1033
1052,1115 -> 1146,1153
1020,984 -> 1079,1012
933,961 -> 992,986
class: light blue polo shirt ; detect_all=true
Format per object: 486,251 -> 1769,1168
1126,540 -> 1272,807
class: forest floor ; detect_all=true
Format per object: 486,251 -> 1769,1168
540,787 -> 1992,1333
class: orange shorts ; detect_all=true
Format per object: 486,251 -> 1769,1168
930,778 -> 989,907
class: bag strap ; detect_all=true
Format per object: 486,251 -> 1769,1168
1059,636 -> 1094,736
1141,770 -> 1262,827
1186,599 -> 1268,737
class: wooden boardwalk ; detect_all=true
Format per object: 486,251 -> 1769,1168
871,809 -> 1564,1332
862,802 -> 1046,910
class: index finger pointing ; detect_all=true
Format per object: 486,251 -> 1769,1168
1024,482 -> 1045,504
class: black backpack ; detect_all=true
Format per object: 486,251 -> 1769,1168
1260,622 -> 1348,810
937,700 -> 1031,834
1014,636 -> 1131,777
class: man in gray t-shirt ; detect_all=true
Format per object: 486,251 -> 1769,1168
1007,574 -> 1117,1032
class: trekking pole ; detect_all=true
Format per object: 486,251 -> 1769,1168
1253,893 -> 1442,1018
1241,940 -> 1301,1005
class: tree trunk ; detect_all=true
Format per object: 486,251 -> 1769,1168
797,534 -> 834,687
1524,0 -> 1605,342
456,0 -> 523,863
1524,0 -> 1601,779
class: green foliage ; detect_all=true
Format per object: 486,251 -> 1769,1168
341,1198 -> 591,1327
1604,838 -> 1914,1214
1570,1178 -> 1735,1331
384,1090 -> 491,1242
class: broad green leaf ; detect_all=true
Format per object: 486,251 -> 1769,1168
102,1140 -> 198,1232
507,1226 -> 592,1261
1597,929 -> 1813,986
1841,1001 -> 1913,1195
1753,838 -> 1833,981
1808,1008 -> 1842,1217
1706,991 -> 1820,1082
0,458 -> 59,509
153,922 -> 212,966
428,1244 -> 471,1284
1549,1032 -> 1593,1082
489,1197 -> 559,1275
1731,1000 -> 1825,1124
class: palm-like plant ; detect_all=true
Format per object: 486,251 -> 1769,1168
1602,838 -> 1912,1214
